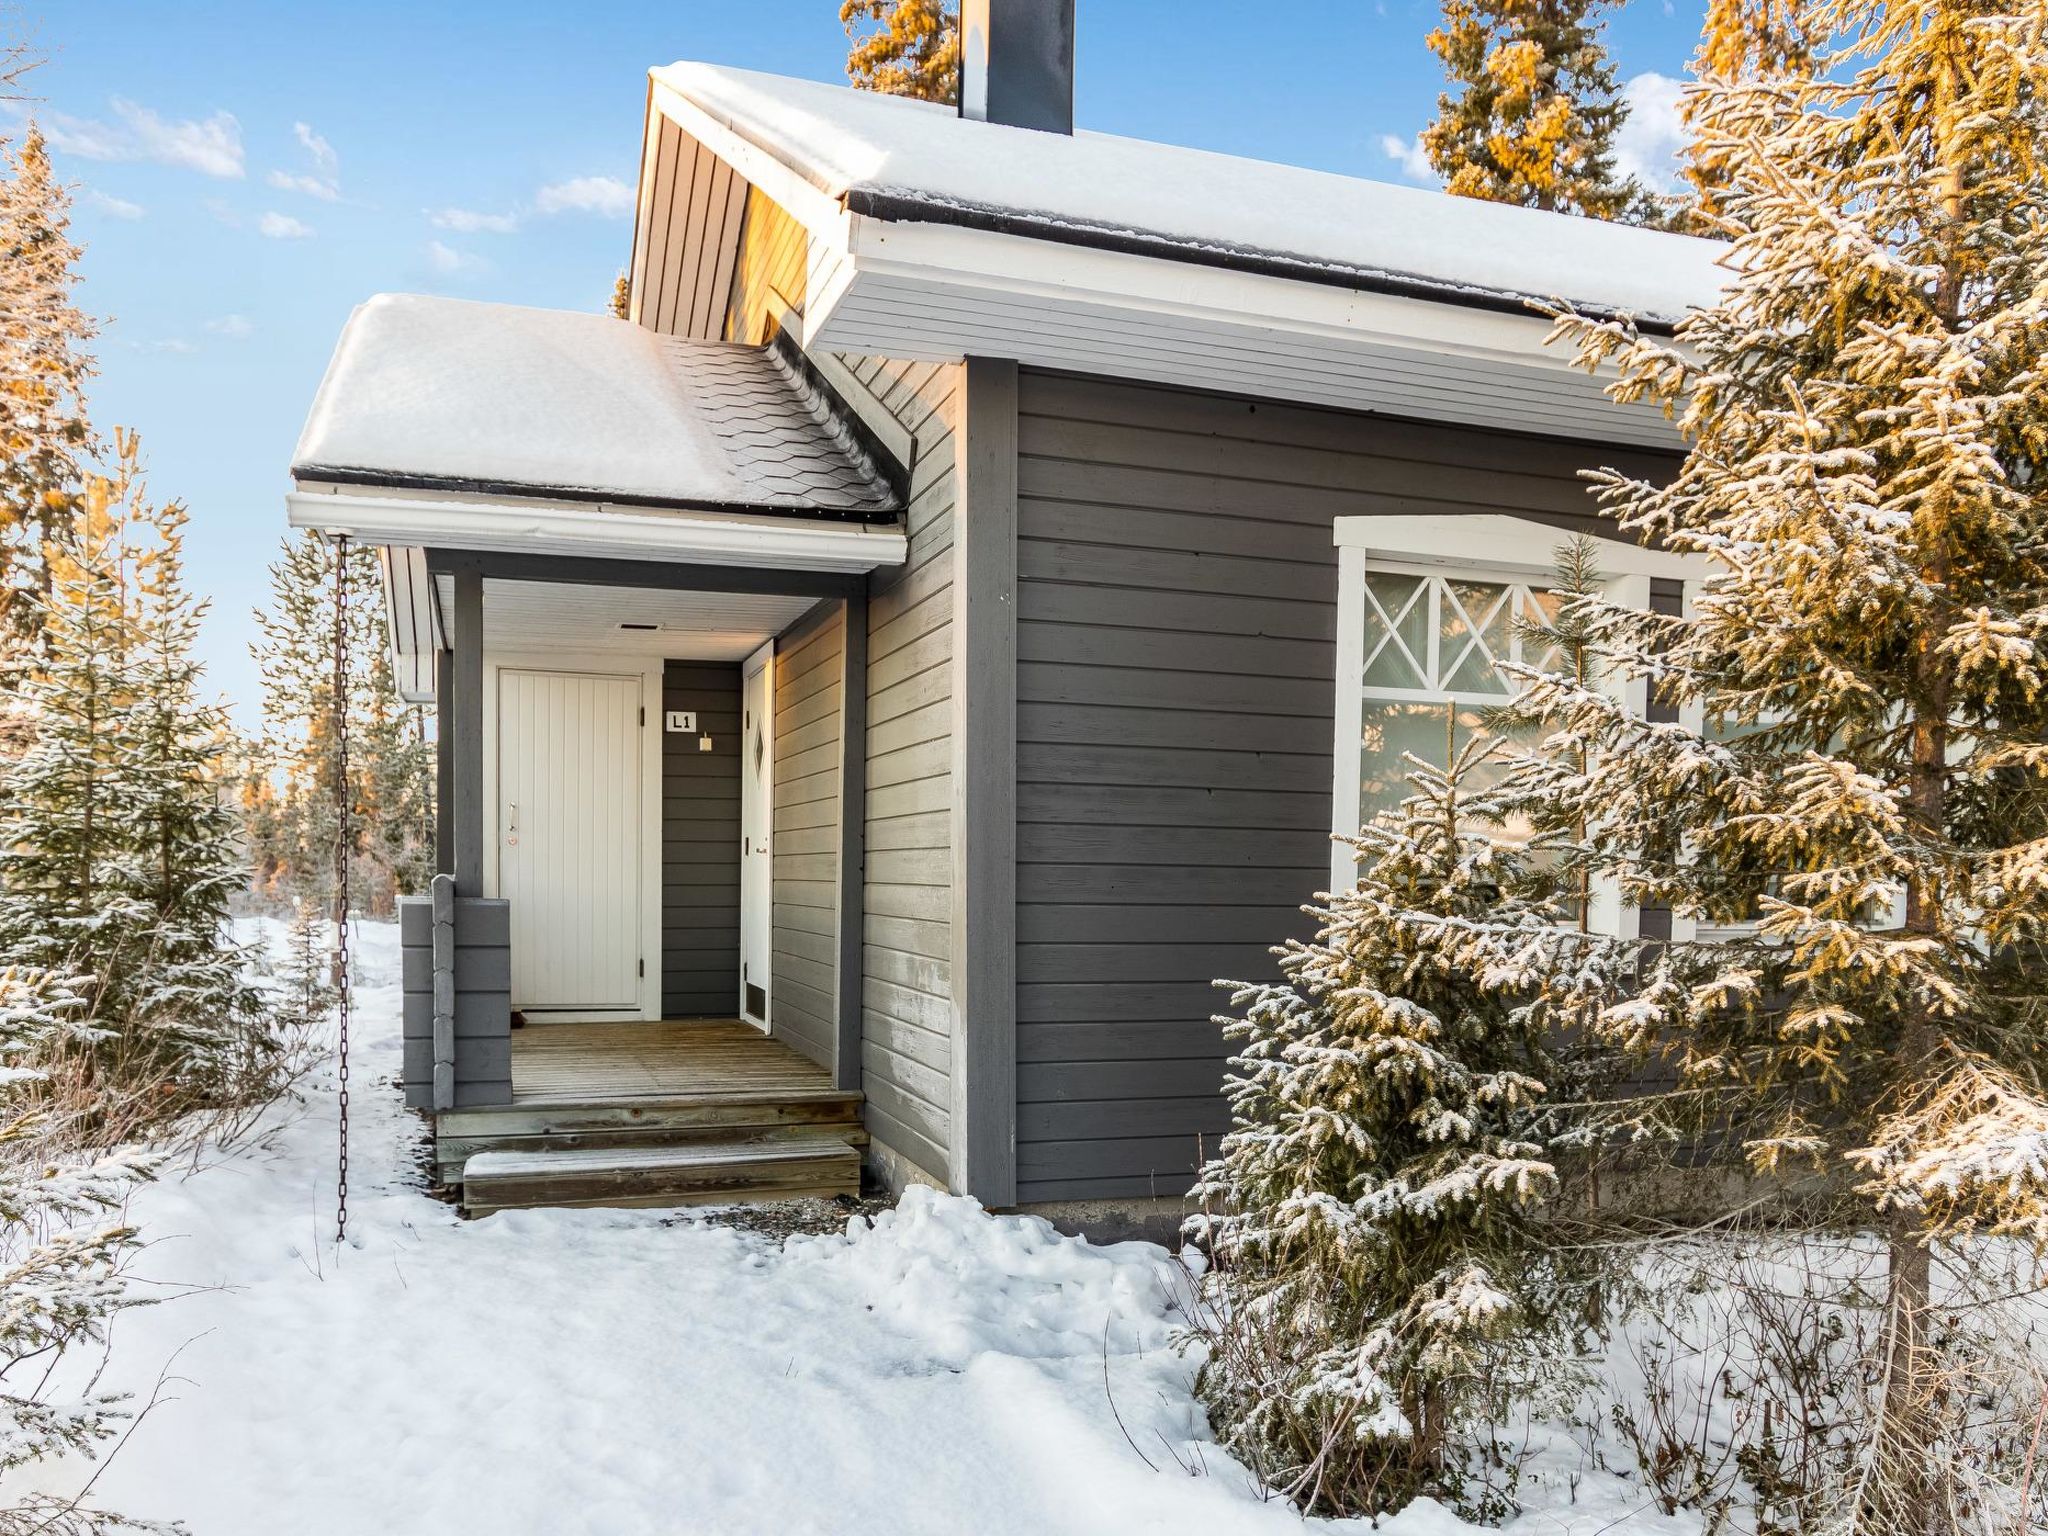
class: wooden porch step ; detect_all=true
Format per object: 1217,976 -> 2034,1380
460,1131 -> 862,1215
432,1094 -> 866,1185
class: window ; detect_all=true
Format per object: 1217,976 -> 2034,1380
1350,566 -> 1563,835
1330,516 -> 1707,933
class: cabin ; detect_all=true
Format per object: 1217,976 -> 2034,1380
286,0 -> 1720,1221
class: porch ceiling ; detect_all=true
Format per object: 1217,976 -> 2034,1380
437,575 -> 820,661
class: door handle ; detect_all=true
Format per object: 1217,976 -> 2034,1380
507,802 -> 518,845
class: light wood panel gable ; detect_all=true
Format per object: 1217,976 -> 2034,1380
725,184 -> 810,345
626,91 -> 750,339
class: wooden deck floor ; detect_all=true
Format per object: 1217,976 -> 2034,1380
509,1019 -> 838,1107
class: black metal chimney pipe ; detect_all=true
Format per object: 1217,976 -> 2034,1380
958,0 -> 1075,135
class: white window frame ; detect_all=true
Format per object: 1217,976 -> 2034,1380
1331,515 -> 1708,937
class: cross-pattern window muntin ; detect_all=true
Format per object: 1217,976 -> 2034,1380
1349,561 -> 1568,843
1356,564 -> 1568,702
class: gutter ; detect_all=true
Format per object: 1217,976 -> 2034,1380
284,488 -> 908,574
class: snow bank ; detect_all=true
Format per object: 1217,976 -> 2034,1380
12,921 -> 1696,1535
655,62 -> 1730,324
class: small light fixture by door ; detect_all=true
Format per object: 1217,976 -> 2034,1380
698,736 -> 714,751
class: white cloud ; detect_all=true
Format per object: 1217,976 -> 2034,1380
1377,133 -> 1436,185
149,337 -> 196,354
424,173 -> 632,239
85,188 -> 145,219
268,169 -> 338,200
426,239 -> 482,274
430,205 -> 519,234
1615,71 -> 1690,191
44,97 -> 244,178
294,121 -> 336,177
206,314 -> 254,338
533,175 -> 634,218
269,121 -> 340,200
258,210 -> 312,240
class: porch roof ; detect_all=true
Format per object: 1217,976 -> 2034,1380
291,294 -> 903,520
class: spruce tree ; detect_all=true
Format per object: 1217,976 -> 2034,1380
0,444 -> 148,1000
1494,0 -> 2048,1522
841,0 -> 959,103
122,459 -> 265,1085
0,126 -> 96,673
0,434 -> 265,1100
1421,0 -> 1648,220
1187,740 -> 1598,1516
1651,0 -> 1819,232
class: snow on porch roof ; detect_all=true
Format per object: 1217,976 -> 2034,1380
291,294 -> 902,518
654,62 -> 1730,328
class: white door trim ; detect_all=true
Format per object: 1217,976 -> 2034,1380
739,639 -> 775,1031
484,649 -> 663,1021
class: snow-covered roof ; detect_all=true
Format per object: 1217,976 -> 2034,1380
292,295 -> 901,518
655,62 -> 1728,327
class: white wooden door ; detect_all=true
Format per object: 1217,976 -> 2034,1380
739,641 -> 774,1028
498,669 -> 642,1013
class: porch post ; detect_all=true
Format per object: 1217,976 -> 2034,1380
434,647 -> 454,879
451,569 -> 485,898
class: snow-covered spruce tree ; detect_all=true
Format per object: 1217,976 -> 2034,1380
1186,739 -> 1597,1518
1488,0 -> 2048,1524
0,125 -> 96,678
1421,0 -> 1649,220
1649,0 -> 1819,233
0,448 -> 149,1005
122,466 -> 268,1095
841,0 -> 959,103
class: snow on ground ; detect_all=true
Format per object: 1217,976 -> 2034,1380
17,919 -> 1695,1536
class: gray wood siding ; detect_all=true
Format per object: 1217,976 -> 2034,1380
771,601 -> 843,1071
663,661 -> 741,1017
855,356 -> 961,1185
1012,370 -> 1679,1203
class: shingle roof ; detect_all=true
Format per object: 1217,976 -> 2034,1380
291,294 -> 901,519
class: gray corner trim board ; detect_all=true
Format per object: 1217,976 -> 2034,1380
450,569 -> 484,899
835,591 -> 868,1093
949,356 -> 1020,1206
430,873 -> 456,1110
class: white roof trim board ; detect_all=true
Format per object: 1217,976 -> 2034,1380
292,294 -> 901,517
652,63 -> 1729,448
286,488 -> 906,573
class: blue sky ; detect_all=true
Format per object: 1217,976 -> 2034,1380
19,0 -> 1709,722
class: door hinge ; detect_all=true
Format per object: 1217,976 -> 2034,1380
639,957 -> 645,977
639,705 -> 646,726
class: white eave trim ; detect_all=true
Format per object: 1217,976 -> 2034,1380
286,488 -> 907,574
842,216 -> 1581,366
